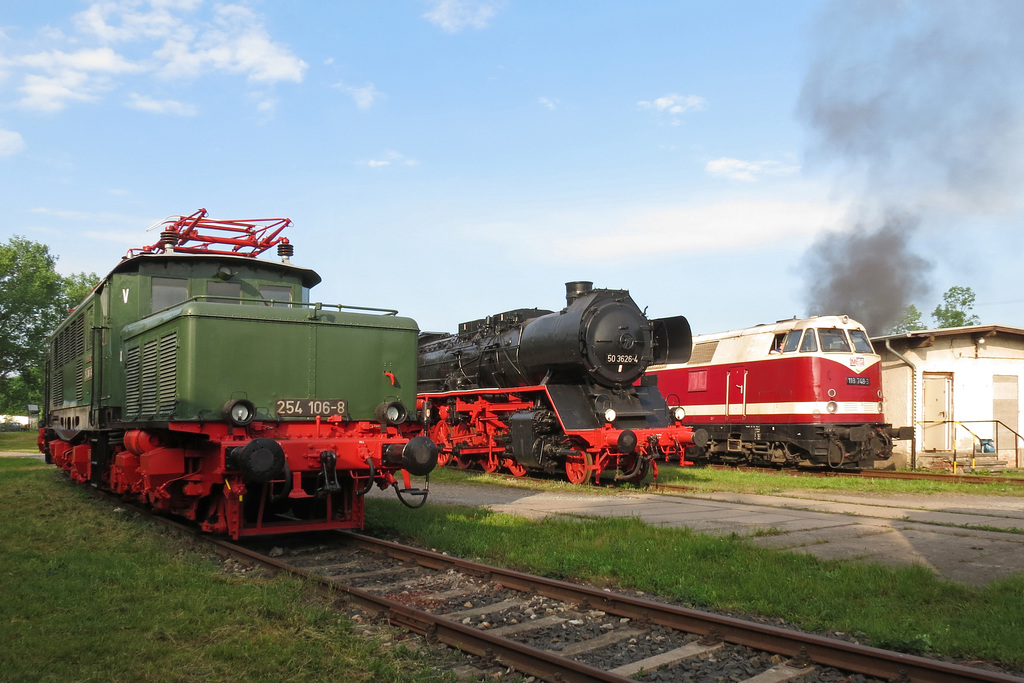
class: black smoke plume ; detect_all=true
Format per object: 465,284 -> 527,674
796,0 -> 1024,333
801,212 -> 930,334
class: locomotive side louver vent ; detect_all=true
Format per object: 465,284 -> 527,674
74,315 -> 85,357
75,359 -> 84,402
52,367 -> 63,408
688,341 -> 719,365
126,332 -> 178,419
84,306 -> 93,352
125,346 -> 141,416
140,339 -> 159,416
157,332 -> 177,417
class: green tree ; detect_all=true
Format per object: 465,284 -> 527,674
932,285 -> 981,328
887,304 -> 926,334
0,236 -> 98,413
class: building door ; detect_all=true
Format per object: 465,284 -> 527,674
993,375 -> 1019,456
922,372 -> 953,451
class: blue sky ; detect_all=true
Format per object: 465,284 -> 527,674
2,1 -> 1023,336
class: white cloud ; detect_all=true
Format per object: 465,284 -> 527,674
155,5 -> 307,83
706,157 -> 801,182
424,0 -> 503,33
538,96 -> 558,110
12,47 -> 147,111
468,199 -> 846,263
7,2 -> 306,112
126,92 -> 197,115
0,129 -> 26,156
74,0 -> 199,43
364,150 -> 418,168
17,47 -> 144,74
334,81 -> 382,110
638,93 -> 706,125
19,71 -> 107,112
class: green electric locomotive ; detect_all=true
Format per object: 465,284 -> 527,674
40,209 -> 436,538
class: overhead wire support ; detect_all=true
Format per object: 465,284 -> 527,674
127,208 -> 293,258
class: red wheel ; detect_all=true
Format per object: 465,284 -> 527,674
481,456 -> 499,473
505,459 -> 527,477
454,453 -> 474,469
564,451 -> 593,485
430,423 -> 453,466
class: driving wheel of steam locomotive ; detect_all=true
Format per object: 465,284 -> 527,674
564,451 -> 593,484
433,423 -> 453,466
505,459 -> 527,477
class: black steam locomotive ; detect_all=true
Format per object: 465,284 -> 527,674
417,282 -> 706,483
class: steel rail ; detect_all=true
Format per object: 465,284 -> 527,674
329,533 -> 1022,683
203,532 -> 635,683
123,500 -> 1022,682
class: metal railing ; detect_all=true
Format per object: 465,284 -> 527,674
916,419 -> 1023,471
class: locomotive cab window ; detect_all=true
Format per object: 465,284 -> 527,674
151,277 -> 188,312
207,281 -> 242,303
819,328 -> 851,352
782,330 -> 802,353
799,329 -> 818,352
770,333 -> 786,353
260,284 -> 292,307
849,329 -> 874,353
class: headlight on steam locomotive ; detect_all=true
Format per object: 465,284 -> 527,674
222,398 -> 257,427
672,407 -> 686,421
603,408 -> 617,423
375,400 -> 408,426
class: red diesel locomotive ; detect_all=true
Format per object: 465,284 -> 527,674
417,282 -> 706,483
646,315 -> 896,468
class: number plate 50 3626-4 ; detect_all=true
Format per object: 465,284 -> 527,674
275,399 -> 348,417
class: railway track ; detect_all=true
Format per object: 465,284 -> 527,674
190,529 -> 1020,683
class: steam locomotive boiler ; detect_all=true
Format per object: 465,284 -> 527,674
417,282 -> 707,483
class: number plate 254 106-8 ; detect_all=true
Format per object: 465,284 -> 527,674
275,399 -> 348,417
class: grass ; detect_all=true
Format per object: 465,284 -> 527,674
0,430 -> 38,452
364,496 -> 1024,668
656,463 -> 1024,497
0,459 -> 455,683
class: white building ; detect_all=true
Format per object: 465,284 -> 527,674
872,325 -> 1024,470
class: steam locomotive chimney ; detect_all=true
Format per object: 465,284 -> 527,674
565,281 -> 593,306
